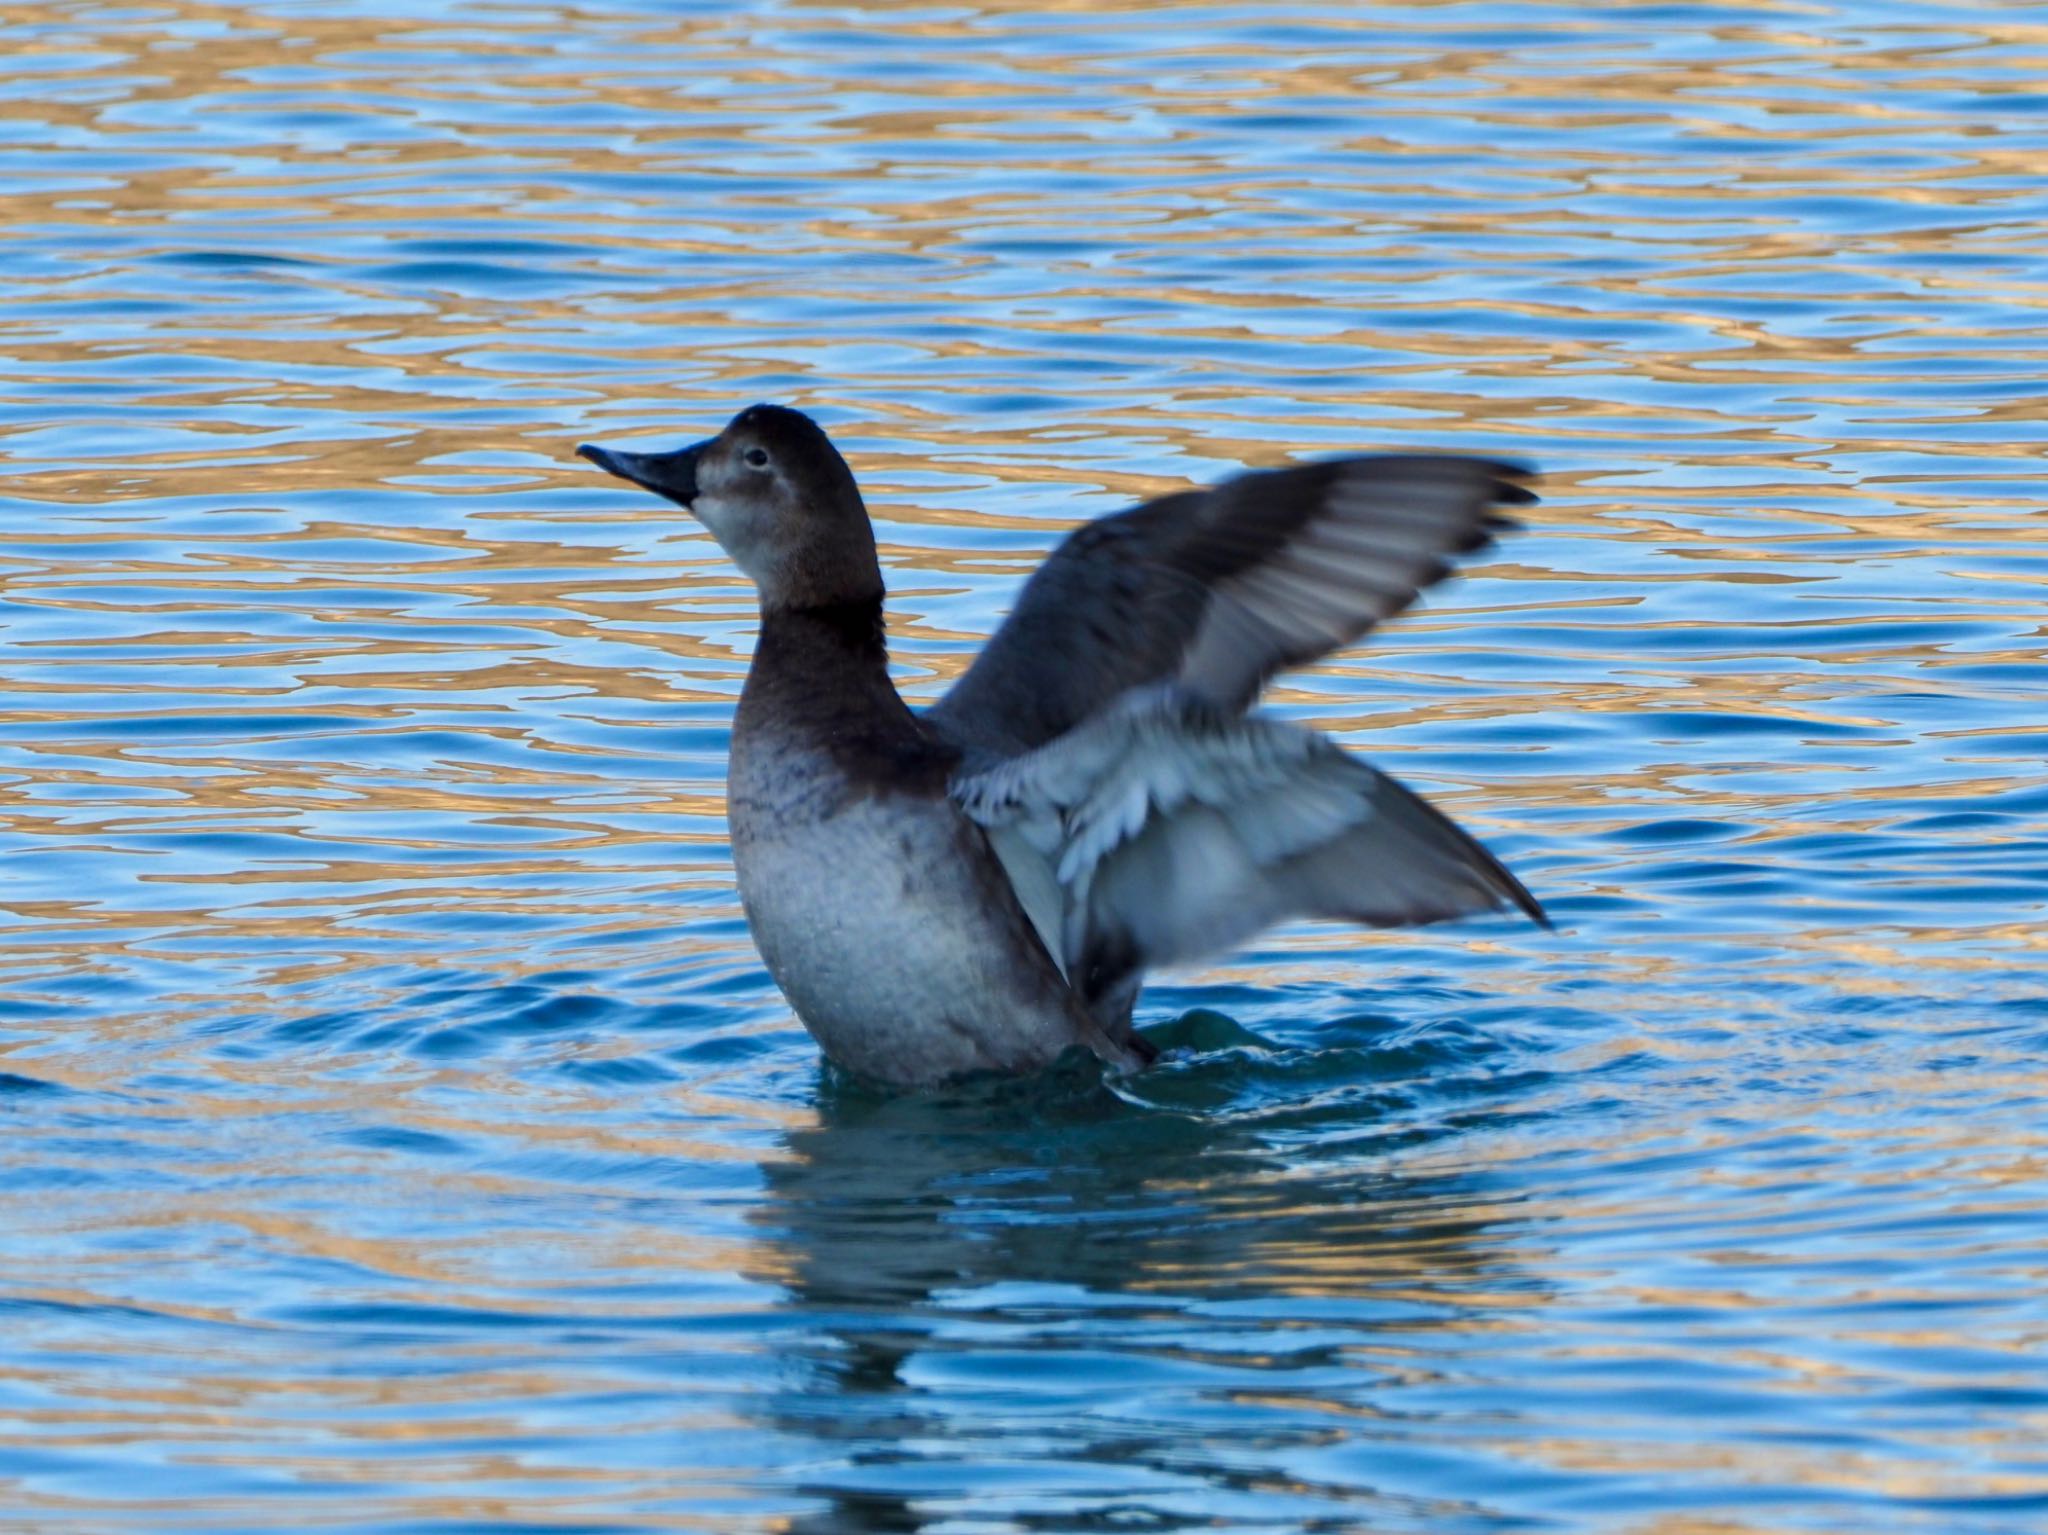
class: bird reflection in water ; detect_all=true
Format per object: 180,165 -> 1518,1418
745,1012 -> 1550,1533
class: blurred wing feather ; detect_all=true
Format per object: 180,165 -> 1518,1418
954,689 -> 1547,1003
932,456 -> 1532,761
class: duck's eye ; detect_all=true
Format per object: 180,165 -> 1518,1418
743,447 -> 770,470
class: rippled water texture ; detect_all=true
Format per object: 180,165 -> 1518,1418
4,2 -> 2048,1530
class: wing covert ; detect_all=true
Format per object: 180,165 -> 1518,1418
954,688 -> 1547,1015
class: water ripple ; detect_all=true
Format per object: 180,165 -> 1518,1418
3,1 -> 2047,1531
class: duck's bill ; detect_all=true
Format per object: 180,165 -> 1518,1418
576,440 -> 704,507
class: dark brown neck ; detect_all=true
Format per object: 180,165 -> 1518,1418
761,593 -> 888,662
740,594 -> 956,791
747,593 -> 897,715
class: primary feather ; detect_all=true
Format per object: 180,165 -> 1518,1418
931,455 -> 1532,762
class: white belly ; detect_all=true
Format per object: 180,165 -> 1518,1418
729,769 -> 1093,1084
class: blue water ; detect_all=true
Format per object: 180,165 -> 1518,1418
4,1 -> 2048,1530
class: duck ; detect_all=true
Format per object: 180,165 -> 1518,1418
578,405 -> 1546,1087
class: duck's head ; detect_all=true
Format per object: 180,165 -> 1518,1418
578,404 -> 881,609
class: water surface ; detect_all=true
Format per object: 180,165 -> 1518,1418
4,2 -> 2048,1531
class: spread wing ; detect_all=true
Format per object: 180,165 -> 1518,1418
953,688 -> 1547,1014
929,455 -> 1533,761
